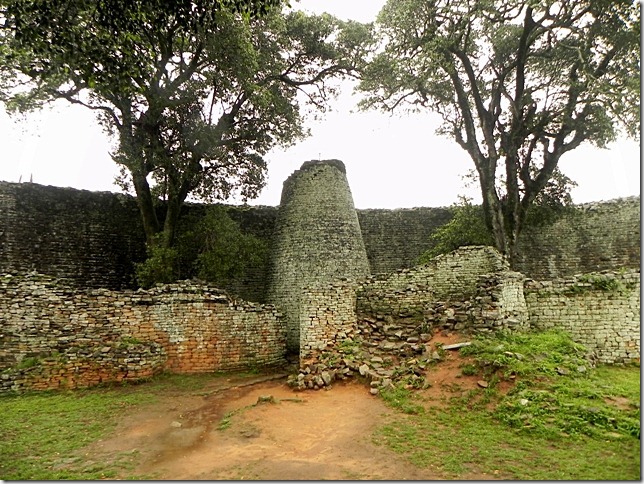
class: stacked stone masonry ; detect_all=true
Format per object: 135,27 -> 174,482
0,181 -> 146,289
0,161 -> 640,393
356,207 -> 453,274
516,197 -> 640,279
291,247 -> 531,390
356,246 -> 509,320
298,280 -> 358,360
290,248 -> 638,390
524,269 -> 640,364
267,160 -> 370,352
0,273 -> 286,393
1,181 -> 639,302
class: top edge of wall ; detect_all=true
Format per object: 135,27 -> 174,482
0,179 -> 639,211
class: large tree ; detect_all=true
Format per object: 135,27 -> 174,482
0,0 -> 370,250
358,0 -> 640,265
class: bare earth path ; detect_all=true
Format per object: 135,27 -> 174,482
84,378 -> 435,480
78,333 -> 492,480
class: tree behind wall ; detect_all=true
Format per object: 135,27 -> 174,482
358,0 -> 640,267
0,1 -> 372,271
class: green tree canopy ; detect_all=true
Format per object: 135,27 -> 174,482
0,0 -> 371,251
358,0 -> 640,265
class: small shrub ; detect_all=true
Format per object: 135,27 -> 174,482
418,197 -> 493,263
135,241 -> 179,288
176,205 -> 268,286
16,356 -> 41,370
576,274 -> 623,292
460,363 -> 478,376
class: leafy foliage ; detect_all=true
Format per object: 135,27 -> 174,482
135,205 -> 267,288
178,205 -> 268,286
418,172 -> 577,261
0,1 -> 371,254
379,385 -> 425,415
359,0 -> 640,265
418,196 -> 493,262
575,273 -> 623,292
458,329 -> 590,379
134,237 -> 180,288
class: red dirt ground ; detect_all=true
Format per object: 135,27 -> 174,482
79,332 -> 503,480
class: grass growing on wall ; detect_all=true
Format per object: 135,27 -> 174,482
376,330 -> 641,480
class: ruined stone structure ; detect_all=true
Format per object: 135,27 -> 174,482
266,160 -> 370,352
0,160 -> 640,393
516,197 -> 641,280
1,180 -> 638,299
0,273 -> 285,393
525,269 -> 640,363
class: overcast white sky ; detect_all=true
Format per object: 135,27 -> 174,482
0,0 -> 640,209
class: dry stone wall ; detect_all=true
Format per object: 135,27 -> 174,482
290,248 -> 530,391
357,207 -> 452,274
298,280 -> 358,360
267,160 -> 370,352
0,181 -> 146,289
0,181 -> 639,300
516,197 -> 640,279
357,246 -> 509,320
0,272 -> 286,393
524,270 -> 640,364
0,182 -> 278,300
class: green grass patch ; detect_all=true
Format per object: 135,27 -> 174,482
0,388 -> 156,480
375,405 -> 640,479
380,386 -> 425,415
376,330 -> 641,480
0,372 -> 224,480
217,410 -> 237,430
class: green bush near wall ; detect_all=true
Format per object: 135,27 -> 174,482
135,205 -> 268,289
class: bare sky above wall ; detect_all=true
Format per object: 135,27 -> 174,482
0,0 -> 639,209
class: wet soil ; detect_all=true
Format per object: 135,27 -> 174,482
79,332 -> 499,480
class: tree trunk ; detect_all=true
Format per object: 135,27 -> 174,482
478,163 -> 509,261
131,171 -> 161,246
162,194 -> 182,249
484,192 -> 508,256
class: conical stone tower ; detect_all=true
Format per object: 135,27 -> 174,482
267,160 -> 370,353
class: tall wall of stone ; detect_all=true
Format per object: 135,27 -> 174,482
266,160 -> 370,352
524,269 -> 640,364
0,273 -> 286,393
0,181 -> 639,301
0,181 -> 146,289
357,207 -> 452,274
0,181 -> 278,300
515,197 -> 641,280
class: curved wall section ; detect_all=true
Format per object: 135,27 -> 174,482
267,160 -> 370,352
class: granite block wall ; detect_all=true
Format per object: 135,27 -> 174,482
524,269 -> 640,363
0,181 -> 639,301
356,246 -> 509,320
298,281 -> 358,360
515,197 -> 641,279
0,181 -> 146,289
0,272 -> 286,393
356,207 -> 453,274
266,160 -> 370,352
290,256 -> 530,391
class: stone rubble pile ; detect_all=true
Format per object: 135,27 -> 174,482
288,316 -> 445,393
